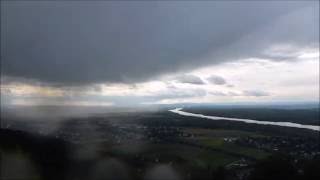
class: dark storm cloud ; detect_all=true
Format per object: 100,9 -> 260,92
1,1 -> 318,85
175,75 -> 205,85
207,75 -> 226,85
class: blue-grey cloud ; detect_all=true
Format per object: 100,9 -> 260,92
242,90 -> 270,97
175,75 -> 205,85
207,75 -> 226,85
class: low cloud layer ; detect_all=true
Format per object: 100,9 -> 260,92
209,90 -> 269,97
207,75 -> 226,85
175,75 -> 205,85
243,90 -> 270,97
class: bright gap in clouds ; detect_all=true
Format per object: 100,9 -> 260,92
1,46 -> 318,106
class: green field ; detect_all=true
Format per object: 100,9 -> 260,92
181,128 -> 270,161
200,138 -> 269,159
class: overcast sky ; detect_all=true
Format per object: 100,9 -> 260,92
1,1 -> 319,106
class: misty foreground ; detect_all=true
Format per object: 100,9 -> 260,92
1,105 -> 320,180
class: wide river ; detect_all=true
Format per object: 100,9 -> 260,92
169,108 -> 320,131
